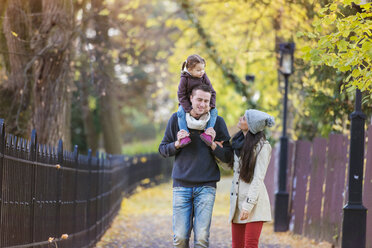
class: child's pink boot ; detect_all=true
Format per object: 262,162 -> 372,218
179,136 -> 191,148
200,132 -> 212,146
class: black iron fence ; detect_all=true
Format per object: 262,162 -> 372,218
0,119 -> 172,248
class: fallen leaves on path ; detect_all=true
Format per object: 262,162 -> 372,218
96,178 -> 332,248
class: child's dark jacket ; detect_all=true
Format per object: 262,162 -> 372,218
177,72 -> 217,113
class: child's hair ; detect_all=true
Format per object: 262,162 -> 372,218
182,54 -> 206,71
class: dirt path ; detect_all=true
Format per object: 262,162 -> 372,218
96,177 -> 331,248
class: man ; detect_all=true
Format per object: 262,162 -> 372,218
159,84 -> 232,248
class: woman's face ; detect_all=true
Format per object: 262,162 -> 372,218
237,115 -> 249,132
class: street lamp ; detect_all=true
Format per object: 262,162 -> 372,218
245,74 -> 255,83
274,42 -> 295,232
341,2 -> 368,247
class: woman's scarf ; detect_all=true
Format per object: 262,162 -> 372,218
231,131 -> 245,157
186,112 -> 210,130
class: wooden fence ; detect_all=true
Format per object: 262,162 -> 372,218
0,119 -> 173,248
265,125 -> 372,248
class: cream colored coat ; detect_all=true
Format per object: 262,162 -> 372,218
226,140 -> 272,224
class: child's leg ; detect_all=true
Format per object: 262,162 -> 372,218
177,106 -> 191,147
177,105 -> 189,133
206,108 -> 218,129
200,108 -> 217,146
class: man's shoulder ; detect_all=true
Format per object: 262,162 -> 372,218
165,113 -> 178,131
215,115 -> 228,130
216,115 -> 226,123
170,112 -> 178,120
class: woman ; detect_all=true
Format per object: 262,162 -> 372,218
228,109 -> 275,248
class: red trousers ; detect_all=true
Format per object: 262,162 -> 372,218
231,221 -> 263,248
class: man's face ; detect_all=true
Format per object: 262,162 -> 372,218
190,89 -> 211,116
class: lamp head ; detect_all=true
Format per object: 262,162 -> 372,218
245,74 -> 255,83
279,42 -> 295,75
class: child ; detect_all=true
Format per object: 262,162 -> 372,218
177,54 -> 218,147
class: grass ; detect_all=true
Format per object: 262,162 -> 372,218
121,135 -> 163,155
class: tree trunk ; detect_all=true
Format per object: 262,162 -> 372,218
92,0 -> 122,154
1,0 -> 32,136
80,66 -> 99,154
3,0 -> 30,90
0,0 -> 10,71
76,2 -> 99,154
30,0 -> 73,148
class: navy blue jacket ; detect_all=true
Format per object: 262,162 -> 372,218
158,113 -> 233,187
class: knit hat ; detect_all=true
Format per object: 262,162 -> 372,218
245,109 -> 275,134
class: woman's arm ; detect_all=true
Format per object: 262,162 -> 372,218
242,143 -> 272,213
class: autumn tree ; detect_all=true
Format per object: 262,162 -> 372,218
1,0 -> 73,148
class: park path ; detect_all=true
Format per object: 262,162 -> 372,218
95,177 -> 331,248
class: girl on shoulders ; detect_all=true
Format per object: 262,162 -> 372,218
177,54 -> 218,147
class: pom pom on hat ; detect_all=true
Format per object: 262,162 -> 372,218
245,109 -> 275,134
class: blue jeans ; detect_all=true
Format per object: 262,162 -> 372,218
173,186 -> 216,248
177,106 -> 218,133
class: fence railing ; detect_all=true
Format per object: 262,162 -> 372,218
0,119 -> 173,248
265,125 -> 372,248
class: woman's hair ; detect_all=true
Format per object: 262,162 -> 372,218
233,130 -> 266,183
182,54 -> 206,71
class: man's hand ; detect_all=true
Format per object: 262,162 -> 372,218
240,210 -> 249,220
175,130 -> 189,149
204,127 -> 216,141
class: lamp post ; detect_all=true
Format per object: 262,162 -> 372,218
274,42 -> 295,232
341,89 -> 367,247
341,2 -> 368,247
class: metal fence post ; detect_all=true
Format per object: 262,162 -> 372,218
72,145 -> 78,246
95,153 -> 102,242
30,129 -> 37,247
85,149 -> 92,246
56,139 -> 63,239
0,119 -> 5,247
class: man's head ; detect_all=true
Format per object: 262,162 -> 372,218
190,85 -> 212,116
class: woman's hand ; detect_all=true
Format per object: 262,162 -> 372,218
215,141 -> 224,148
240,210 -> 249,220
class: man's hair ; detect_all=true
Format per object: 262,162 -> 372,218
191,84 -> 212,96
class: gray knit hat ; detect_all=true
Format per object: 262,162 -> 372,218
245,109 -> 275,134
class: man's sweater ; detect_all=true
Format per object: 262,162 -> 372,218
158,113 -> 233,187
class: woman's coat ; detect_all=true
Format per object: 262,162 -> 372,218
228,140 -> 272,224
